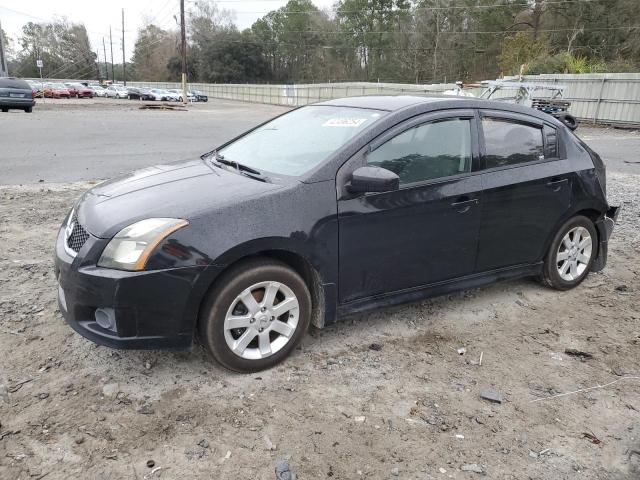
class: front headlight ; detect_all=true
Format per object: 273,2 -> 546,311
98,218 -> 188,271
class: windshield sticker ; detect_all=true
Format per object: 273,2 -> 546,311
322,118 -> 368,127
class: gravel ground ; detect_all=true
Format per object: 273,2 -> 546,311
0,173 -> 638,479
0,103 -> 639,479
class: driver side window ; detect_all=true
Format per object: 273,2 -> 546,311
367,118 -> 472,185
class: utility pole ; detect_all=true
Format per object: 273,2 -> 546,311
95,49 -> 101,81
102,37 -> 108,82
0,19 -> 8,76
180,0 -> 188,104
109,26 -> 115,82
121,8 -> 126,86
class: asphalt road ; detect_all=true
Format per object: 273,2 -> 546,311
1,99 -> 289,185
1,98 -> 638,184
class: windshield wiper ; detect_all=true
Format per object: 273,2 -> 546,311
202,150 -> 267,181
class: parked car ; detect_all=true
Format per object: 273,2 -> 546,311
167,88 -> 196,102
25,79 -> 44,98
64,83 -> 78,97
0,77 -> 36,113
66,82 -> 94,98
126,87 -> 154,100
55,96 -> 619,372
104,85 -> 129,99
148,88 -> 175,101
191,90 -> 208,102
44,83 -> 71,99
89,84 -> 107,97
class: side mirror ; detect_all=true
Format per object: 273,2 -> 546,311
347,166 -> 399,194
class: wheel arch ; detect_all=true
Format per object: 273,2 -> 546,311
541,207 -> 603,263
195,244 -> 329,335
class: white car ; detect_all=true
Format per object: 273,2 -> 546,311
104,85 -> 129,99
149,89 -> 180,101
89,84 -> 107,97
167,88 -> 194,102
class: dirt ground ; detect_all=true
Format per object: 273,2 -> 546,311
1,113 -> 639,478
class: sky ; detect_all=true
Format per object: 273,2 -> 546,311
0,0 -> 335,62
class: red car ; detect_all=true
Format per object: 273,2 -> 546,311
64,83 -> 79,97
44,83 -> 71,99
75,84 -> 94,98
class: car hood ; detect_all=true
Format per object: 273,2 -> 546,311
76,158 -> 284,238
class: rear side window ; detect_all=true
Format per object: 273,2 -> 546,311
367,118 -> 472,185
482,118 -> 544,168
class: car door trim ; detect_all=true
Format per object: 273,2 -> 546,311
337,262 -> 543,315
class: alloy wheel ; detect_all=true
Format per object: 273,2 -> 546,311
556,226 -> 592,281
223,281 -> 299,360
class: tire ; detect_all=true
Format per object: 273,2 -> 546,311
198,258 -> 312,372
116,94 -> 120,99
557,113 -> 578,131
1,108 -> 8,113
541,215 -> 597,290
24,107 -> 32,113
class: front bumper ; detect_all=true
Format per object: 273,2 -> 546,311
592,205 -> 620,272
54,225 -> 211,350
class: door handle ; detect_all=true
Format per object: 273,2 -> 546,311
450,197 -> 479,213
546,178 -> 568,191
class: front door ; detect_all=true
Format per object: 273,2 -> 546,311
337,111 -> 482,304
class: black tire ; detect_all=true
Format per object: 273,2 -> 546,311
24,107 -> 32,113
556,113 -> 578,130
198,258 -> 312,372
1,108 -> 8,113
541,215 -> 598,290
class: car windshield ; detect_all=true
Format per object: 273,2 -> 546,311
217,106 -> 385,176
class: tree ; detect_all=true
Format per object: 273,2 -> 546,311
499,32 -> 549,75
14,19 -> 96,79
132,24 -> 178,81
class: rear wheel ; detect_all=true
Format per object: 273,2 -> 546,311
198,258 -> 311,372
541,215 -> 597,290
1,108 -> 8,113
24,107 -> 32,113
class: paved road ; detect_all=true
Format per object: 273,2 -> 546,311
1,99 -> 288,184
1,99 -> 638,184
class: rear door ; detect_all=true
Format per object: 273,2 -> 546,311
476,110 -> 572,271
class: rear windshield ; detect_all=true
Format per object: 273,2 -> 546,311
0,77 -> 31,90
218,105 -> 386,176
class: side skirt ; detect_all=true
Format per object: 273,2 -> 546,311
337,263 -> 543,318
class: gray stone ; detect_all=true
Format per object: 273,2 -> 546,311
480,389 -> 503,404
0,384 -> 9,403
461,464 -> 484,473
391,466 -> 400,476
102,383 -> 119,398
275,458 -> 297,480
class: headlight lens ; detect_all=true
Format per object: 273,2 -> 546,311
98,218 -> 188,271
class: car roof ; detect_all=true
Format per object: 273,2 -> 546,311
0,77 -> 31,89
316,95 -> 468,111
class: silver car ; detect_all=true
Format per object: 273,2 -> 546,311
104,85 -> 129,99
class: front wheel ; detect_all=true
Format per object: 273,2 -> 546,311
541,215 -> 597,290
198,259 -> 312,372
24,107 -> 32,113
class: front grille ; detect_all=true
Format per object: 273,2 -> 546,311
67,213 -> 90,253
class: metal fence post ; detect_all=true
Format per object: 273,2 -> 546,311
593,76 -> 607,124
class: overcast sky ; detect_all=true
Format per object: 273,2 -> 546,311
0,0 -> 335,62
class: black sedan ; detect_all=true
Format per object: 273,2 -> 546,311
126,87 -> 153,100
54,96 -> 619,372
0,77 -> 36,113
191,89 -> 208,102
